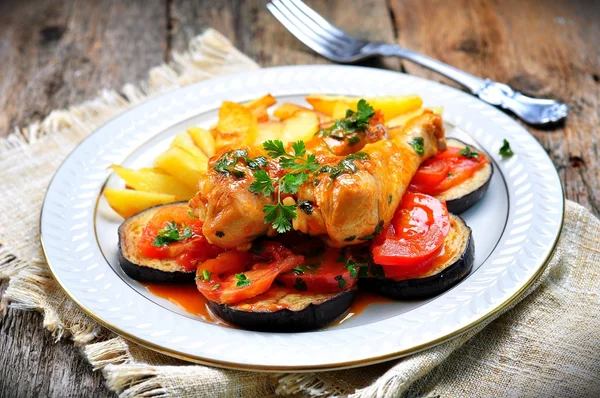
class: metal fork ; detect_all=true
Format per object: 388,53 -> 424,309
267,0 -> 568,126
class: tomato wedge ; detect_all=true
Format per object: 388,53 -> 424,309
409,146 -> 488,195
196,242 -> 304,305
371,193 -> 450,267
276,247 -> 357,293
137,205 -> 224,271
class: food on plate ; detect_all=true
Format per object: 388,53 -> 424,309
110,94 -> 488,331
408,138 -> 493,214
118,202 -> 223,283
361,193 -> 474,299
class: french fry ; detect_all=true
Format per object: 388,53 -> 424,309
306,94 -> 423,122
187,127 -> 216,157
155,147 -> 207,190
103,188 -> 176,219
213,101 -> 258,150
281,110 -> 319,143
255,121 -> 285,145
110,165 -> 195,200
386,107 -> 444,129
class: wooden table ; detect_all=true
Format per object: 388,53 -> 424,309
1,0 -> 598,396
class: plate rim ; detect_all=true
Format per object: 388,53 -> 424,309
40,64 -> 565,371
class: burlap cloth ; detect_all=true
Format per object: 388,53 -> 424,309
1,30 -> 598,398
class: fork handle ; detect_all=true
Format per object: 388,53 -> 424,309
367,43 -> 486,93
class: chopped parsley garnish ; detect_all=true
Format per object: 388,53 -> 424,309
316,99 -> 375,144
250,140 -> 320,233
358,234 -> 374,241
293,278 -> 307,291
187,208 -> 195,220
388,195 -> 393,204
335,275 -> 347,289
291,266 -> 306,275
202,269 -> 211,280
320,152 -> 369,180
297,200 -> 314,215
346,258 -> 369,279
235,273 -> 250,287
249,244 -> 265,254
214,149 -> 267,178
458,146 -> 480,159
344,235 -> 356,242
374,220 -> 384,235
410,137 -> 425,155
215,231 -> 225,238
211,284 -> 220,291
152,221 -> 193,247
499,139 -> 514,158
448,172 -> 454,177
370,265 -> 385,278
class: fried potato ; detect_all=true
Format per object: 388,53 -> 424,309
109,165 -> 195,200
170,131 -> 209,161
213,101 -> 258,150
104,188 -> 176,219
255,121 -> 285,145
281,110 -> 320,143
273,103 -> 310,120
155,146 -> 208,190
386,106 -> 444,130
245,94 -> 277,110
306,94 -> 423,122
187,127 -> 216,157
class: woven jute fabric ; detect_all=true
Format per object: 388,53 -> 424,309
1,30 -> 599,398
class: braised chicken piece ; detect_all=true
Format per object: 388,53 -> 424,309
294,111 -> 444,247
190,147 -> 277,249
190,111 -> 445,249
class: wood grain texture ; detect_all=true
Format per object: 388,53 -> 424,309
0,0 -> 598,397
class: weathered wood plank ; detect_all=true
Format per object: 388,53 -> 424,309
0,0 -> 168,138
389,0 -> 600,216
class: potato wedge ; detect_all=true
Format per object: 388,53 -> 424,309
306,94 -> 423,121
213,101 -> 258,150
273,103 -> 310,120
170,131 -> 209,163
386,106 -> 444,129
251,104 -> 270,123
110,165 -> 195,200
281,110 -> 319,143
139,167 -> 169,175
187,127 -> 216,157
155,146 -> 208,190
104,188 -> 176,219
245,94 -> 277,111
255,121 -> 285,145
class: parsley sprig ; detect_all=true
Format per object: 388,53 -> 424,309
214,149 -> 267,178
317,99 -> 375,143
152,221 -> 193,247
458,146 -> 480,159
499,139 -> 514,158
249,140 -> 320,233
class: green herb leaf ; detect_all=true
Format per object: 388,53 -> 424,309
263,203 -> 297,233
344,235 -> 356,242
202,269 -> 212,280
347,135 -> 361,146
291,140 -> 306,157
215,231 -> 225,238
152,221 -> 193,247
211,284 -> 220,291
388,195 -> 392,204
263,140 -> 287,158
499,139 -> 514,158
410,137 -> 425,155
187,208 -> 195,220
249,169 -> 275,196
458,146 -> 480,159
293,278 -> 307,291
235,273 -> 250,288
291,266 -> 306,275
297,200 -> 313,215
335,275 -> 347,289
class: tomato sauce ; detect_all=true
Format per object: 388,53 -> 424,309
142,282 -> 392,328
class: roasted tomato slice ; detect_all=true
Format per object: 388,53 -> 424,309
371,193 -> 450,267
409,146 -> 488,195
196,242 -> 304,305
137,205 -> 224,271
276,247 -> 357,293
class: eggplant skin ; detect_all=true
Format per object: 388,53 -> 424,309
436,138 -> 493,214
118,202 -> 195,284
361,216 -> 474,300
208,289 -> 357,332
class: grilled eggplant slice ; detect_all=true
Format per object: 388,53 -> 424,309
361,214 -> 474,300
118,202 -> 195,283
208,287 -> 357,332
436,138 -> 493,214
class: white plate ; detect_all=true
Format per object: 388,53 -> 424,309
41,65 -> 563,371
